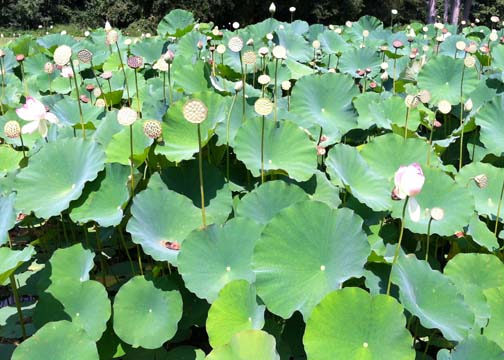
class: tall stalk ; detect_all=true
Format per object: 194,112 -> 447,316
226,94 -> 238,180
115,43 -> 131,106
197,123 -> 207,228
494,179 -> 504,238
458,58 -> 466,171
69,61 -> 86,139
387,196 -> 409,296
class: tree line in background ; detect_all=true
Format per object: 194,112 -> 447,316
0,0 -> 503,32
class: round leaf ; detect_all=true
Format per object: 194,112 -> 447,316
206,330 -> 280,360
474,94 -> 504,157
437,336 -> 504,360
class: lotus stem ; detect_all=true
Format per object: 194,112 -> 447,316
458,58 -> 466,171
261,115 -> 265,184
274,58 -> 279,124
9,273 -> 26,339
20,62 -> 27,97
168,64 -> 173,105
387,196 -> 409,296
425,217 -> 434,262
162,72 -> 166,105
129,124 -> 135,196
134,70 -> 141,117
0,57 -> 5,114
19,133 -> 26,159
89,60 -> 107,110
494,179 -> 504,238
115,42 -> 131,106
427,113 -> 437,166
239,51 -> 246,122
392,48 -> 398,94
69,60 -> 86,139
118,224 -> 136,275
136,244 -> 143,276
197,124 -> 207,228
404,106 -> 410,139
226,94 -> 238,181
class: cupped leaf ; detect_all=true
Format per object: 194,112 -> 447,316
474,95 -> 504,157
0,246 -> 35,285
484,287 -> 504,349
47,243 -> 95,284
437,336 -> 504,360
234,119 -> 316,182
70,163 -> 130,227
157,9 -> 195,37
105,120 -> 153,165
12,321 -> 99,360
0,145 -> 23,176
15,138 -> 106,219
326,144 -> 392,211
391,254 -> 474,341
304,287 -> 415,360
339,47 -> 382,78
178,218 -> 263,302
417,55 -> 479,105
127,174 -> 202,265
113,276 -> 183,349
290,73 -> 359,144
206,280 -> 265,348
253,200 -> 370,319
206,330 -> 280,360
235,180 -> 309,224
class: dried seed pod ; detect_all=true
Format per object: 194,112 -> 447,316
242,51 -> 257,65
473,174 -> 488,189
143,120 -> 163,139
127,55 -> 143,69
77,49 -> 93,64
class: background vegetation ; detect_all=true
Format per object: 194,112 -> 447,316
0,0 -> 503,36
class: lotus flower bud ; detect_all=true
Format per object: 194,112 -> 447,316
234,80 -> 243,92
101,71 -> 113,80
106,30 -> 118,45
117,107 -> 138,126
489,31 -> 499,42
464,98 -> 473,111
269,2 -> 276,14
104,21 -> 112,32
153,57 -> 169,72
380,71 -> 389,81
393,163 -> 425,199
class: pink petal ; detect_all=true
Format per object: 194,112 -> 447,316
44,112 -> 59,124
21,120 -> 40,134
408,197 -> 421,222
16,106 -> 34,121
25,97 -> 47,118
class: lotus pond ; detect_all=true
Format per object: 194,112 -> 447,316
0,8 -> 504,360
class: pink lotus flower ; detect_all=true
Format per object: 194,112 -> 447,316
60,66 -> 74,78
16,97 -> 59,137
393,163 -> 425,222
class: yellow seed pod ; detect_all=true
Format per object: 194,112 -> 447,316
455,41 -> 466,51
254,97 -> 273,116
464,55 -> 476,68
438,100 -> 452,114
117,107 -> 138,126
405,95 -> 420,108
272,45 -> 287,59
258,74 -> 271,85
228,36 -> 243,53
53,45 -> 72,66
183,99 -> 208,124
242,51 -> 257,65
4,120 -> 21,139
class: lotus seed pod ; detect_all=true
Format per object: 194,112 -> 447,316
228,36 -> 243,52
269,2 -> 276,14
212,27 -> 221,36
461,20 -> 466,25
232,22 -> 240,29
153,57 -> 169,72
334,27 -> 342,34
106,29 -> 118,45
101,71 -> 113,80
272,45 -> 287,59
258,74 -> 271,85
234,80 -> 243,92
242,51 -> 257,65
435,36 -> 444,43
258,47 -> 269,57
391,9 -> 398,15
254,97 -> 273,116
392,40 -> 403,48
53,45 -> 72,66
418,89 -> 431,104
491,16 -> 500,23
289,6 -> 296,12
127,55 -> 143,69
183,99 -> 208,124
77,49 -> 93,64
84,31 -> 90,37
430,207 -> 445,221
216,44 -> 226,54
434,22 -> 444,30
281,80 -> 291,91
86,84 -> 95,92
362,30 -> 369,38
312,40 -> 321,49
93,87 -> 102,98
4,120 -> 21,139
380,62 -> 389,70
438,100 -> 452,114
117,107 -> 138,126
405,95 -> 420,108
464,98 -> 473,111
466,43 -> 477,53
489,31 -> 499,42
95,98 -> 106,107
473,174 -> 488,189
455,41 -> 466,51
44,62 -> 55,74
143,120 -> 162,139
124,39 -> 132,46
464,55 -> 476,68
345,21 -> 352,28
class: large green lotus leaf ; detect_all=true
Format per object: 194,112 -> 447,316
474,95 -> 504,157
290,73 -> 359,144
0,193 -> 16,246
206,330 -> 280,360
234,119 -> 316,182
276,30 -> 311,62
160,161 -> 232,225
15,138 -> 106,219
235,180 -> 309,225
130,37 -> 165,64
0,246 -> 35,285
113,276 -> 183,349
253,201 -> 370,319
0,302 -> 36,339
207,280 -> 265,348
484,287 -> 504,349
12,320 -> 99,360
51,97 -> 104,126
105,119 -> 154,165
284,58 -> 313,79
300,170 -> 342,209
167,346 -> 206,360
445,253 -> 504,330
0,145 -> 23,176
391,254 -> 474,341
467,213 -> 500,251
155,91 -> 226,162
35,281 -> 111,342
339,47 -> 382,79
214,96 -> 253,148
157,9 -> 195,37
70,163 -> 130,227
390,166 -> 474,236
126,174 -> 202,265
437,336 -> 504,360
172,58 -> 211,94
36,33 -> 77,49
304,287 -> 414,360
47,244 -> 95,284
379,95 -> 422,132
417,55 -> 479,105
360,134 -> 442,179
318,30 -> 349,54
178,218 -> 263,302
326,144 -> 392,211
177,32 -> 209,61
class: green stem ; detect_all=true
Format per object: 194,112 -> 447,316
274,58 -> 279,124
239,52 -> 246,122
427,113 -> 437,166
118,225 -> 136,275
162,71 -> 166,105
426,217 -> 434,262
261,115 -> 265,184
226,94 -> 237,181
95,227 -> 107,287
494,179 -> 504,238
69,61 -> 86,139
387,196 -> 409,296
136,245 -> 143,276
134,70 -> 141,117
9,273 -> 26,339
129,124 -> 135,197
89,60 -> 107,110
115,42 -> 131,106
392,49 -> 398,94
20,62 -> 27,97
19,133 -> 26,159
458,60 -> 466,171
404,106 -> 410,139
168,65 -> 173,105
197,124 -> 207,228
